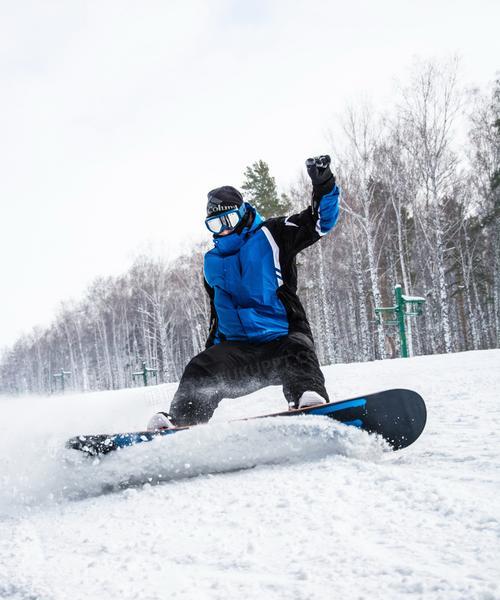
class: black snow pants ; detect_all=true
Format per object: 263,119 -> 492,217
169,332 -> 329,427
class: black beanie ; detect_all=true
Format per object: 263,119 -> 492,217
207,186 -> 244,217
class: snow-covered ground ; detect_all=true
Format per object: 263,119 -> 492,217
1,349 -> 499,600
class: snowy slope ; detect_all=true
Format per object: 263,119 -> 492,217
1,350 -> 499,600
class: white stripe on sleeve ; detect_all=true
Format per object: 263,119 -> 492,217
261,226 -> 284,286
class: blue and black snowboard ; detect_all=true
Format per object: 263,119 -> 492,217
66,388 -> 426,456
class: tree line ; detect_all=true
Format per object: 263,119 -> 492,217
1,59 -> 498,394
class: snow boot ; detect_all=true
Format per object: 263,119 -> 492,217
298,391 -> 327,409
147,412 -> 176,431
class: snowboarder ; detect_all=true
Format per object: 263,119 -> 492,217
147,155 -> 340,430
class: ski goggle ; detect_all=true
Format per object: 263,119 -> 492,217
205,204 -> 246,234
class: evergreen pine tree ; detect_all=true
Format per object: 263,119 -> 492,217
242,160 -> 291,218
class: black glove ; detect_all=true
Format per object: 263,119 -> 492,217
306,155 -> 336,210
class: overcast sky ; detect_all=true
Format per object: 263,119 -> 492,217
0,0 -> 498,348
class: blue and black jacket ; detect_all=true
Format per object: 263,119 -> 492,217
203,186 -> 340,347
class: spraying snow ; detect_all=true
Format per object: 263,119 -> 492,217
1,416 -> 388,511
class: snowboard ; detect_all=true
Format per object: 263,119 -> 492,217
66,388 -> 426,456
